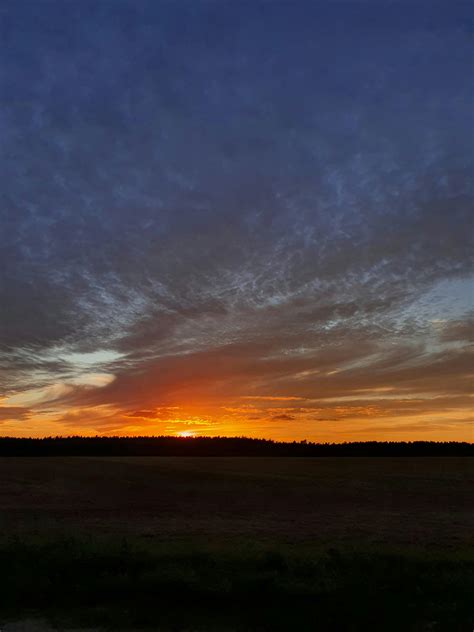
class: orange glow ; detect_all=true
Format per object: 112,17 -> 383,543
1,396 -> 472,443
1,369 -> 472,442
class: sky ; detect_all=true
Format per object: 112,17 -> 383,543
0,1 -> 472,442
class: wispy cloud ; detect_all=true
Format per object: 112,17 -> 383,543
0,1 -> 472,440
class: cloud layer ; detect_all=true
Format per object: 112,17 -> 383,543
0,1 -> 472,440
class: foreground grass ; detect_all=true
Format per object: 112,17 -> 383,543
1,537 -> 473,631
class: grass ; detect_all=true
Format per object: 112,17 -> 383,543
0,456 -> 472,630
1,536 -> 473,631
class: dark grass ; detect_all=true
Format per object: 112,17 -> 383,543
1,537 -> 474,631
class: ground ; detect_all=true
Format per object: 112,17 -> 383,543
0,457 -> 473,630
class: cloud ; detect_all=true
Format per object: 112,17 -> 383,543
126,410 -> 158,419
271,414 -> 295,421
0,406 -> 33,422
0,1 -> 472,440
241,396 -> 305,402
439,315 -> 474,344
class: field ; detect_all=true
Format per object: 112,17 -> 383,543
1,457 -> 473,630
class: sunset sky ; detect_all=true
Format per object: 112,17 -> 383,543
1,1 -> 472,442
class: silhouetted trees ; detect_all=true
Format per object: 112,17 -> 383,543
0,436 -> 471,457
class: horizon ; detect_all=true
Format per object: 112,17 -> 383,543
0,434 -> 472,445
1,1 -> 472,443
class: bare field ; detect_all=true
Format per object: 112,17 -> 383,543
1,456 -> 472,548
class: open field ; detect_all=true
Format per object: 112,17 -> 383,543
1,457 -> 473,630
1,456 -> 472,546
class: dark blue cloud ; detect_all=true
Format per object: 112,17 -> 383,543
0,1 -> 472,434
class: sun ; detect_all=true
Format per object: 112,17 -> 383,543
176,431 -> 194,438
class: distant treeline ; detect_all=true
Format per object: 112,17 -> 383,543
0,436 -> 472,457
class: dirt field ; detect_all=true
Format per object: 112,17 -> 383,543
0,456 -> 472,548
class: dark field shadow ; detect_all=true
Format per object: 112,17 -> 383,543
1,537 -> 473,631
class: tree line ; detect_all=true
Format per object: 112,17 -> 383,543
0,436 -> 472,456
